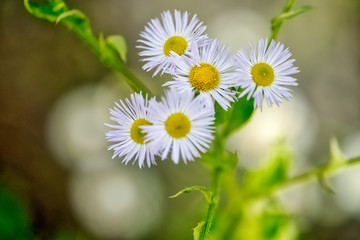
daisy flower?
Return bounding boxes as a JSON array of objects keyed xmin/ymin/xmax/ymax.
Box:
[
  {"xmin": 105, "ymin": 92, "xmax": 156, "ymax": 168},
  {"xmin": 141, "ymin": 89, "xmax": 215, "ymax": 164},
  {"xmin": 137, "ymin": 10, "xmax": 208, "ymax": 76},
  {"xmin": 233, "ymin": 38, "xmax": 299, "ymax": 110},
  {"xmin": 164, "ymin": 39, "xmax": 238, "ymax": 110}
]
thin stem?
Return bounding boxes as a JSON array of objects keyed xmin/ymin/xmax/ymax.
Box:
[
  {"xmin": 24, "ymin": 0, "xmax": 152, "ymax": 95},
  {"xmin": 65, "ymin": 22, "xmax": 152, "ymax": 95},
  {"xmin": 247, "ymin": 156, "xmax": 360, "ymax": 202},
  {"xmin": 283, "ymin": 0, "xmax": 297, "ymax": 13},
  {"xmin": 199, "ymin": 167, "xmax": 222, "ymax": 240},
  {"xmin": 269, "ymin": 0, "xmax": 297, "ymax": 43}
]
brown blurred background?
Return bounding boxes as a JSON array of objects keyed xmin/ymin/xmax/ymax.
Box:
[{"xmin": 0, "ymin": 0, "xmax": 359, "ymax": 239}]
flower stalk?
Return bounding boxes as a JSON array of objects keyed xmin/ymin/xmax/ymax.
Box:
[{"xmin": 199, "ymin": 167, "xmax": 222, "ymax": 240}]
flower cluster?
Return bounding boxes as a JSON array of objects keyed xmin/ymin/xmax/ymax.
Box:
[
  {"xmin": 106, "ymin": 90, "xmax": 214, "ymax": 168},
  {"xmin": 106, "ymin": 10, "xmax": 299, "ymax": 167}
]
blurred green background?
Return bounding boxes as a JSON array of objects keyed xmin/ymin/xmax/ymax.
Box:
[{"xmin": 0, "ymin": 0, "xmax": 360, "ymax": 239}]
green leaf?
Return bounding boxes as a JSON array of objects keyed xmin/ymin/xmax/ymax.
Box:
[
  {"xmin": 202, "ymin": 148, "xmax": 238, "ymax": 171},
  {"xmin": 24, "ymin": 0, "xmax": 91, "ymax": 36},
  {"xmin": 329, "ymin": 137, "xmax": 345, "ymax": 165},
  {"xmin": 106, "ymin": 35, "xmax": 128, "ymax": 62},
  {"xmin": 98, "ymin": 33, "xmax": 107, "ymax": 53},
  {"xmin": 317, "ymin": 173, "xmax": 335, "ymax": 195},
  {"xmin": 316, "ymin": 137, "xmax": 344, "ymax": 195},
  {"xmin": 24, "ymin": 0, "xmax": 152, "ymax": 94},
  {"xmin": 24, "ymin": 0, "xmax": 67, "ymax": 22},
  {"xmin": 97, "ymin": 33, "xmax": 114, "ymax": 63},
  {"xmin": 193, "ymin": 221, "xmax": 205, "ymax": 240},
  {"xmin": 233, "ymin": 202, "xmax": 298, "ymax": 240},
  {"xmin": 272, "ymin": 5, "xmax": 312, "ymax": 26},
  {"xmin": 260, "ymin": 211, "xmax": 298, "ymax": 240},
  {"xmin": 243, "ymin": 140, "xmax": 293, "ymax": 195},
  {"xmin": 215, "ymin": 97, "xmax": 254, "ymax": 138},
  {"xmin": 57, "ymin": 10, "xmax": 91, "ymax": 36},
  {"xmin": 170, "ymin": 186, "xmax": 212, "ymax": 203},
  {"xmin": 56, "ymin": 9, "xmax": 87, "ymax": 24},
  {"xmin": 51, "ymin": 0, "xmax": 67, "ymax": 12},
  {"xmin": 261, "ymin": 213, "xmax": 287, "ymax": 239}
]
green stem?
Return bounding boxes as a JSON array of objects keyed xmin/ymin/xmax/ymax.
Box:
[
  {"xmin": 247, "ymin": 156, "xmax": 360, "ymax": 202},
  {"xmin": 69, "ymin": 26, "xmax": 152, "ymax": 95},
  {"xmin": 24, "ymin": 0, "xmax": 152, "ymax": 95},
  {"xmin": 199, "ymin": 167, "xmax": 222, "ymax": 240},
  {"xmin": 283, "ymin": 0, "xmax": 297, "ymax": 13},
  {"xmin": 220, "ymin": 156, "xmax": 360, "ymax": 239},
  {"xmin": 269, "ymin": 0, "xmax": 297, "ymax": 42}
]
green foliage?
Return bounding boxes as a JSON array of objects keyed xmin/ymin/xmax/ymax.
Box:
[
  {"xmin": 106, "ymin": 35, "xmax": 128, "ymax": 63},
  {"xmin": 232, "ymin": 204, "xmax": 298, "ymax": 240},
  {"xmin": 24, "ymin": 0, "xmax": 151, "ymax": 94},
  {"xmin": 25, "ymin": 1, "xmax": 360, "ymax": 240},
  {"xmin": 24, "ymin": 0, "xmax": 66, "ymax": 22},
  {"xmin": 209, "ymin": 141, "xmax": 296, "ymax": 240},
  {"xmin": 193, "ymin": 221, "xmax": 205, "ymax": 240},
  {"xmin": 272, "ymin": 5, "xmax": 312, "ymax": 25},
  {"xmin": 315, "ymin": 138, "xmax": 345, "ymax": 195},
  {"xmin": 329, "ymin": 137, "xmax": 346, "ymax": 164},
  {"xmin": 243, "ymin": 141, "xmax": 293, "ymax": 197},
  {"xmin": 56, "ymin": 9, "xmax": 91, "ymax": 35},
  {"xmin": 270, "ymin": 0, "xmax": 313, "ymax": 41},
  {"xmin": 202, "ymin": 148, "xmax": 238, "ymax": 171},
  {"xmin": 0, "ymin": 187, "xmax": 33, "ymax": 239},
  {"xmin": 24, "ymin": 0, "xmax": 93, "ymax": 42},
  {"xmin": 215, "ymin": 97, "xmax": 254, "ymax": 138},
  {"xmin": 258, "ymin": 210, "xmax": 297, "ymax": 240},
  {"xmin": 259, "ymin": 211, "xmax": 297, "ymax": 240},
  {"xmin": 317, "ymin": 173, "xmax": 335, "ymax": 195}
]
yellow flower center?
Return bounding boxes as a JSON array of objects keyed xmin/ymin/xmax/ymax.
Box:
[
  {"xmin": 251, "ymin": 63, "xmax": 275, "ymax": 86},
  {"xmin": 189, "ymin": 63, "xmax": 220, "ymax": 92},
  {"xmin": 165, "ymin": 113, "xmax": 191, "ymax": 138},
  {"xmin": 163, "ymin": 36, "xmax": 188, "ymax": 56},
  {"xmin": 130, "ymin": 118, "xmax": 152, "ymax": 144}
]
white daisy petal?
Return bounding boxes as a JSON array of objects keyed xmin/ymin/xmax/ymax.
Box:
[
  {"xmin": 137, "ymin": 10, "xmax": 208, "ymax": 76},
  {"xmin": 234, "ymin": 38, "xmax": 299, "ymax": 110},
  {"xmin": 166, "ymin": 39, "xmax": 238, "ymax": 110},
  {"xmin": 105, "ymin": 93, "xmax": 156, "ymax": 168},
  {"xmin": 141, "ymin": 89, "xmax": 215, "ymax": 164}
]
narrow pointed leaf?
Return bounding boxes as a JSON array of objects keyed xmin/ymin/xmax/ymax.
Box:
[
  {"xmin": 317, "ymin": 173, "xmax": 336, "ymax": 195},
  {"xmin": 106, "ymin": 35, "xmax": 128, "ymax": 62},
  {"xmin": 272, "ymin": 5, "xmax": 312, "ymax": 25},
  {"xmin": 215, "ymin": 97, "xmax": 254, "ymax": 138},
  {"xmin": 329, "ymin": 137, "xmax": 345, "ymax": 165},
  {"xmin": 193, "ymin": 221, "xmax": 205, "ymax": 240}
]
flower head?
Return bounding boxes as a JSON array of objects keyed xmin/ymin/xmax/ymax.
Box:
[
  {"xmin": 234, "ymin": 38, "xmax": 299, "ymax": 110},
  {"xmin": 141, "ymin": 89, "xmax": 215, "ymax": 164},
  {"xmin": 137, "ymin": 10, "xmax": 208, "ymax": 76},
  {"xmin": 164, "ymin": 39, "xmax": 238, "ymax": 110},
  {"xmin": 105, "ymin": 93, "xmax": 156, "ymax": 168}
]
